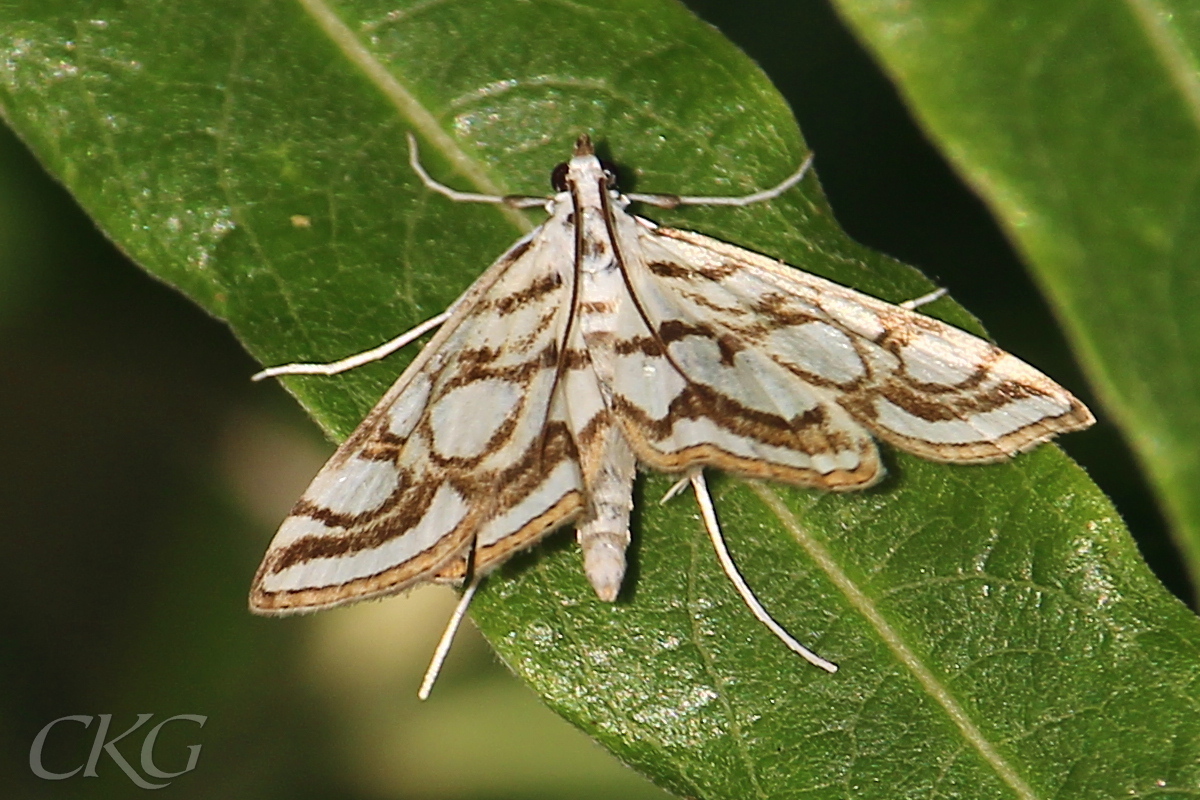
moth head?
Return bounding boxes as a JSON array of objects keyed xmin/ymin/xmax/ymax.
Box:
[
  {"xmin": 552, "ymin": 159, "xmax": 620, "ymax": 192},
  {"xmin": 551, "ymin": 135, "xmax": 620, "ymax": 193}
]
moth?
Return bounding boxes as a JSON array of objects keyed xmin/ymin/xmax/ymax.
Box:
[{"xmin": 250, "ymin": 133, "xmax": 1094, "ymax": 696}]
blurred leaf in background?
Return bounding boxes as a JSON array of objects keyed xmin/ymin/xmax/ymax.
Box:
[
  {"xmin": 0, "ymin": 1, "xmax": 1197, "ymax": 799},
  {"xmin": 0, "ymin": 118, "xmax": 346, "ymax": 798},
  {"xmin": 830, "ymin": 0, "xmax": 1200, "ymax": 604}
]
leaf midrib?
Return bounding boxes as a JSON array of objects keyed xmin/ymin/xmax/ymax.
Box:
[
  {"xmin": 1125, "ymin": 0, "xmax": 1200, "ymax": 131},
  {"xmin": 295, "ymin": 0, "xmax": 534, "ymax": 232},
  {"xmin": 753, "ymin": 482, "xmax": 1040, "ymax": 800}
]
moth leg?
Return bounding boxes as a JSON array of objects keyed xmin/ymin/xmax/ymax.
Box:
[
  {"xmin": 689, "ymin": 470, "xmax": 839, "ymax": 674},
  {"xmin": 417, "ymin": 577, "xmax": 482, "ymax": 701},
  {"xmin": 900, "ymin": 287, "xmax": 949, "ymax": 312},
  {"xmin": 659, "ymin": 474, "xmax": 691, "ymax": 505},
  {"xmin": 252, "ymin": 310, "xmax": 452, "ymax": 381},
  {"xmin": 625, "ymin": 153, "xmax": 814, "ymax": 209},
  {"xmin": 407, "ymin": 133, "xmax": 547, "ymax": 209}
]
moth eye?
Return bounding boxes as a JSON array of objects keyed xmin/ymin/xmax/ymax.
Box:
[
  {"xmin": 551, "ymin": 162, "xmax": 570, "ymax": 192},
  {"xmin": 600, "ymin": 160, "xmax": 619, "ymax": 189}
]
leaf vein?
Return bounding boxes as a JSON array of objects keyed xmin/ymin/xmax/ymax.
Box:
[
  {"xmin": 294, "ymin": 0, "xmax": 530, "ymax": 232},
  {"xmin": 752, "ymin": 481, "xmax": 1042, "ymax": 800}
]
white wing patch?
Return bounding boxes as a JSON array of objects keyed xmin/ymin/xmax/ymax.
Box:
[
  {"xmin": 302, "ymin": 455, "xmax": 402, "ymax": 516},
  {"xmin": 250, "ymin": 133, "xmax": 1093, "ymax": 688},
  {"xmin": 429, "ymin": 378, "xmax": 524, "ymax": 459}
]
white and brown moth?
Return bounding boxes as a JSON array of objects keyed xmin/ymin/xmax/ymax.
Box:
[{"xmin": 250, "ymin": 133, "xmax": 1094, "ymax": 696}]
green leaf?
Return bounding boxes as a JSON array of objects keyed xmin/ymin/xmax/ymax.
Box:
[
  {"xmin": 2, "ymin": 1, "xmax": 1197, "ymax": 798},
  {"xmin": 831, "ymin": 0, "xmax": 1200, "ymax": 588}
]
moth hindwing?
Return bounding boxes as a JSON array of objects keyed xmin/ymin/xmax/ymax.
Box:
[{"xmin": 250, "ymin": 133, "xmax": 1094, "ymax": 691}]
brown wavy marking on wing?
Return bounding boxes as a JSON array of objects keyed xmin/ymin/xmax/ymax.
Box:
[{"xmin": 250, "ymin": 219, "xmax": 587, "ymax": 614}]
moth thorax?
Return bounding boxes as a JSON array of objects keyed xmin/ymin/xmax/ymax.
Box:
[{"xmin": 578, "ymin": 528, "xmax": 630, "ymax": 602}]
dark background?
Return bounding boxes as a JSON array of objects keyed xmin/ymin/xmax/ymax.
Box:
[{"xmin": 0, "ymin": 2, "xmax": 1181, "ymax": 798}]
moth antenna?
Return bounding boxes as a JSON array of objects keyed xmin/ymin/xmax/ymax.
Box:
[
  {"xmin": 625, "ymin": 152, "xmax": 814, "ymax": 209},
  {"xmin": 406, "ymin": 132, "xmax": 547, "ymax": 209}
]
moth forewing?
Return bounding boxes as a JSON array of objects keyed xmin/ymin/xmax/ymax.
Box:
[
  {"xmin": 250, "ymin": 133, "xmax": 1094, "ymax": 694},
  {"xmin": 625, "ymin": 224, "xmax": 1095, "ymax": 465},
  {"xmin": 249, "ymin": 225, "xmax": 588, "ymax": 615},
  {"xmin": 608, "ymin": 215, "xmax": 886, "ymax": 491}
]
